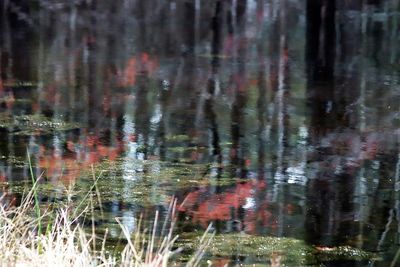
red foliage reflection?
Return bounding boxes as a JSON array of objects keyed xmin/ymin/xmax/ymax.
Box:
[
  {"xmin": 179, "ymin": 179, "xmax": 273, "ymax": 234},
  {"xmin": 37, "ymin": 133, "xmax": 124, "ymax": 184}
]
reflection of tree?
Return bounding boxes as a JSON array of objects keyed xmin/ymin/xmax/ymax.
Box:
[
  {"xmin": 304, "ymin": 0, "xmax": 400, "ymax": 250},
  {"xmin": 372, "ymin": 150, "xmax": 399, "ymax": 249},
  {"xmin": 157, "ymin": 81, "xmax": 170, "ymax": 161},
  {"xmin": 305, "ymin": 0, "xmax": 336, "ymax": 137},
  {"xmin": 134, "ymin": 72, "xmax": 151, "ymax": 159},
  {"xmin": 253, "ymin": 0, "xmax": 269, "ymax": 236},
  {"xmin": 229, "ymin": 0, "xmax": 248, "ymax": 179},
  {"xmin": 305, "ymin": 0, "xmax": 338, "ymax": 246},
  {"xmin": 87, "ymin": 1, "xmax": 100, "ymax": 129},
  {"xmin": 205, "ymin": 1, "xmax": 222, "ymax": 163},
  {"xmin": 256, "ymin": 1, "xmax": 267, "ymax": 181},
  {"xmin": 182, "ymin": 1, "xmax": 195, "ymax": 54}
]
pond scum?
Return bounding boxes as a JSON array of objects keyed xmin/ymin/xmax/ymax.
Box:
[
  {"xmin": 0, "ymin": 183, "xmax": 383, "ymax": 267},
  {"xmin": 0, "ymin": 157, "xmax": 384, "ymax": 267},
  {"xmin": 0, "ymin": 183, "xmax": 214, "ymax": 267}
]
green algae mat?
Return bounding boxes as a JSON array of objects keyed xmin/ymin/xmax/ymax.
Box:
[{"xmin": 178, "ymin": 233, "xmax": 378, "ymax": 266}]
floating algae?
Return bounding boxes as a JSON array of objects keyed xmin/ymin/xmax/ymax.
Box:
[
  {"xmin": 178, "ymin": 233, "xmax": 378, "ymax": 266},
  {"xmin": 2, "ymin": 81, "xmax": 38, "ymax": 87},
  {"xmin": 165, "ymin": 134, "xmax": 191, "ymax": 142},
  {"xmin": 0, "ymin": 155, "xmax": 27, "ymax": 168},
  {"xmin": 0, "ymin": 113, "xmax": 13, "ymax": 128},
  {"xmin": 1, "ymin": 155, "xmax": 380, "ymax": 266},
  {"xmin": 74, "ymin": 158, "xmax": 240, "ymax": 208},
  {"xmin": 0, "ymin": 113, "xmax": 80, "ymax": 135},
  {"xmin": 2, "ymin": 156, "xmax": 240, "ymax": 213},
  {"xmin": 314, "ymin": 245, "xmax": 377, "ymax": 262}
]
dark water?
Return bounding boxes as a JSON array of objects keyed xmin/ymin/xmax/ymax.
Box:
[{"xmin": 1, "ymin": 1, "xmax": 400, "ymax": 266}]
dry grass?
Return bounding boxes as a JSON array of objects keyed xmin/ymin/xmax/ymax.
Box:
[{"xmin": 0, "ymin": 189, "xmax": 213, "ymax": 267}]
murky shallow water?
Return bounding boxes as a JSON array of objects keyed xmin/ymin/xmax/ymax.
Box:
[{"xmin": 1, "ymin": 1, "xmax": 400, "ymax": 266}]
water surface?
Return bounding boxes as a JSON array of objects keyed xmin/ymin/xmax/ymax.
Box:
[{"xmin": 0, "ymin": 1, "xmax": 399, "ymax": 266}]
